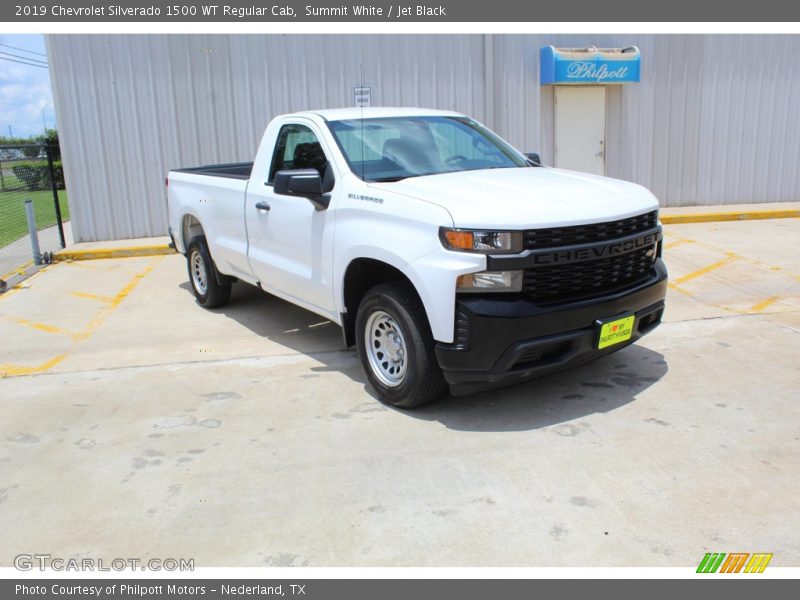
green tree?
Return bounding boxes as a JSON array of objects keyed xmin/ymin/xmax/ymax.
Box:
[
  {"xmin": 0, "ymin": 135, "xmax": 32, "ymax": 145},
  {"xmin": 36, "ymin": 128, "xmax": 60, "ymax": 160}
]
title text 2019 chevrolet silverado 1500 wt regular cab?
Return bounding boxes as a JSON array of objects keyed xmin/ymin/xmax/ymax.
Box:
[{"xmin": 167, "ymin": 108, "xmax": 667, "ymax": 408}]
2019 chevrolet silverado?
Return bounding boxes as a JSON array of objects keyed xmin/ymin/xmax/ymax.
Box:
[{"xmin": 167, "ymin": 108, "xmax": 667, "ymax": 408}]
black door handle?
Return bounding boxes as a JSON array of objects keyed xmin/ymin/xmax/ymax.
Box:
[{"xmin": 255, "ymin": 201, "xmax": 271, "ymax": 211}]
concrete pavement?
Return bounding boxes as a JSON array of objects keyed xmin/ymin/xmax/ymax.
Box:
[{"xmin": 1, "ymin": 219, "xmax": 798, "ymax": 567}]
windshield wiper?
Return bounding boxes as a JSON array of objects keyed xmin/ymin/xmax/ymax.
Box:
[{"xmin": 370, "ymin": 176, "xmax": 410, "ymax": 183}]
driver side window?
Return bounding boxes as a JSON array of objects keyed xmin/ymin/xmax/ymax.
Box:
[{"xmin": 268, "ymin": 124, "xmax": 330, "ymax": 183}]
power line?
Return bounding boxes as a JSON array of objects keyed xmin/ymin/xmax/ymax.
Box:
[
  {"xmin": 0, "ymin": 55, "xmax": 49, "ymax": 69},
  {"xmin": 0, "ymin": 50, "xmax": 48, "ymax": 66},
  {"xmin": 0, "ymin": 42, "xmax": 47, "ymax": 58}
]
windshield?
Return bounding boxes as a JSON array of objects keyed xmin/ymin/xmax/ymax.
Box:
[{"xmin": 327, "ymin": 116, "xmax": 529, "ymax": 182}]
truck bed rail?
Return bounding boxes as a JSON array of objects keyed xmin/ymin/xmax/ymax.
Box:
[{"xmin": 172, "ymin": 162, "xmax": 253, "ymax": 180}]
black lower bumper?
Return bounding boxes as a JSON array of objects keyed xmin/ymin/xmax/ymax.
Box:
[{"xmin": 435, "ymin": 259, "xmax": 668, "ymax": 396}]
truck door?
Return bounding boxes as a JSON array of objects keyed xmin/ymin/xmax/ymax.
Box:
[{"xmin": 245, "ymin": 120, "xmax": 337, "ymax": 317}]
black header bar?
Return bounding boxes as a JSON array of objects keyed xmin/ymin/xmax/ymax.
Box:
[
  {"xmin": 4, "ymin": 0, "xmax": 800, "ymax": 22},
  {"xmin": 2, "ymin": 578, "xmax": 796, "ymax": 600}
]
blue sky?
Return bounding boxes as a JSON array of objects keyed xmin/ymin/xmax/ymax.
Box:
[{"xmin": 0, "ymin": 34, "xmax": 55, "ymax": 139}]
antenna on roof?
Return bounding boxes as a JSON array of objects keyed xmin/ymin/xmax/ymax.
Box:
[{"xmin": 360, "ymin": 62, "xmax": 365, "ymax": 180}]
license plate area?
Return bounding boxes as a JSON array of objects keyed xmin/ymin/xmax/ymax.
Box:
[{"xmin": 596, "ymin": 314, "xmax": 635, "ymax": 350}]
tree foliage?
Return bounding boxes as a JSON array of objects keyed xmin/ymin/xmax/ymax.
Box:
[{"xmin": 0, "ymin": 129, "xmax": 61, "ymax": 160}]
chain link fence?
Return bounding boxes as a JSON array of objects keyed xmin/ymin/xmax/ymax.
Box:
[{"xmin": 0, "ymin": 144, "xmax": 68, "ymax": 289}]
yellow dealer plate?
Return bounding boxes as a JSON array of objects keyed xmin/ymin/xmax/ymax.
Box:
[{"xmin": 597, "ymin": 315, "xmax": 635, "ymax": 350}]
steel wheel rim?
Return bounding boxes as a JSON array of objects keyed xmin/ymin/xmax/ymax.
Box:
[
  {"xmin": 191, "ymin": 250, "xmax": 208, "ymax": 295},
  {"xmin": 365, "ymin": 310, "xmax": 408, "ymax": 387}
]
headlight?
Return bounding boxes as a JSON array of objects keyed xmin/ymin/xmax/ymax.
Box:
[
  {"xmin": 440, "ymin": 228, "xmax": 523, "ymax": 254},
  {"xmin": 457, "ymin": 270, "xmax": 522, "ymax": 293}
]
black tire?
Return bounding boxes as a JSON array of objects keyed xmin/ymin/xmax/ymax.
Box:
[
  {"xmin": 186, "ymin": 236, "xmax": 231, "ymax": 308},
  {"xmin": 355, "ymin": 282, "xmax": 447, "ymax": 408}
]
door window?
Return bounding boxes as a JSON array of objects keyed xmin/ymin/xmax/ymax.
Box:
[{"xmin": 268, "ymin": 124, "xmax": 329, "ymax": 183}]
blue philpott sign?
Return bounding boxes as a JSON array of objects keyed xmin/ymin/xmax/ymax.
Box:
[{"xmin": 540, "ymin": 46, "xmax": 641, "ymax": 85}]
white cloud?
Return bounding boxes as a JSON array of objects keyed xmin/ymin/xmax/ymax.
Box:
[{"xmin": 0, "ymin": 34, "xmax": 55, "ymax": 139}]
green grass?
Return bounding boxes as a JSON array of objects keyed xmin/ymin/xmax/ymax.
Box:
[
  {"xmin": 1, "ymin": 172, "xmax": 24, "ymax": 188},
  {"xmin": 0, "ymin": 189, "xmax": 69, "ymax": 247}
]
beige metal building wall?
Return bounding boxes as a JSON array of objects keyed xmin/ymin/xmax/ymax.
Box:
[{"xmin": 48, "ymin": 34, "xmax": 800, "ymax": 242}]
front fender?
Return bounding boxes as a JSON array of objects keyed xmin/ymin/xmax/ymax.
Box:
[
  {"xmin": 403, "ymin": 248, "xmax": 485, "ymax": 343},
  {"xmin": 332, "ymin": 190, "xmax": 488, "ymax": 343},
  {"xmin": 335, "ymin": 245, "xmax": 484, "ymax": 344}
]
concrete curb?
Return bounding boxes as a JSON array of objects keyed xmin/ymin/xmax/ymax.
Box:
[
  {"xmin": 661, "ymin": 208, "xmax": 800, "ymax": 225},
  {"xmin": 54, "ymin": 245, "xmax": 175, "ymax": 261}
]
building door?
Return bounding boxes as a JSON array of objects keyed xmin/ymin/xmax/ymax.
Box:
[{"xmin": 554, "ymin": 86, "xmax": 606, "ymax": 175}]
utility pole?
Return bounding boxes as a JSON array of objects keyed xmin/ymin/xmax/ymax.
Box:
[{"xmin": 41, "ymin": 102, "xmax": 52, "ymax": 135}]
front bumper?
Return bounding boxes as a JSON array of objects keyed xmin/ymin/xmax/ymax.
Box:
[{"xmin": 435, "ymin": 259, "xmax": 668, "ymax": 396}]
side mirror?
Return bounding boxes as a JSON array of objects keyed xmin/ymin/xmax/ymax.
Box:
[
  {"xmin": 273, "ymin": 169, "xmax": 330, "ymax": 209},
  {"xmin": 524, "ymin": 152, "xmax": 542, "ymax": 166}
]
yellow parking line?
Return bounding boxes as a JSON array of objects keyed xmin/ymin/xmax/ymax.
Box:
[
  {"xmin": 668, "ymin": 282, "xmax": 691, "ymax": 295},
  {"xmin": 0, "ymin": 287, "xmax": 22, "ymax": 302},
  {"xmin": 1, "ymin": 261, "xmax": 33, "ymax": 281},
  {"xmin": 665, "ymin": 239, "xmax": 691, "ymax": 250},
  {"xmin": 663, "ymin": 227, "xmax": 800, "ymax": 281},
  {"xmin": 750, "ymin": 295, "xmax": 781, "ymax": 313},
  {"xmin": 668, "ymin": 282, "xmax": 745, "ymax": 315},
  {"xmin": 73, "ymin": 256, "xmax": 164, "ymax": 341},
  {"xmin": 3, "ymin": 316, "xmax": 74, "ymax": 337},
  {"xmin": 673, "ymin": 254, "xmax": 738, "ymax": 285},
  {"xmin": 1, "ymin": 256, "xmax": 165, "ymax": 377},
  {"xmin": 69, "ymin": 291, "xmax": 114, "ymax": 304},
  {"xmin": 0, "ymin": 354, "xmax": 67, "ymax": 377}
]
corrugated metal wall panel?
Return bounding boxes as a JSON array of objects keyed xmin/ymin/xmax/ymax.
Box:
[
  {"xmin": 493, "ymin": 34, "xmax": 800, "ymax": 207},
  {"xmin": 47, "ymin": 34, "xmax": 800, "ymax": 241},
  {"xmin": 47, "ymin": 34, "xmax": 485, "ymax": 242}
]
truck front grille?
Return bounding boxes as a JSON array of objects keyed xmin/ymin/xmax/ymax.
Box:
[
  {"xmin": 522, "ymin": 245, "xmax": 655, "ymax": 304},
  {"xmin": 523, "ymin": 210, "xmax": 658, "ymax": 250},
  {"xmin": 520, "ymin": 210, "xmax": 660, "ymax": 304}
]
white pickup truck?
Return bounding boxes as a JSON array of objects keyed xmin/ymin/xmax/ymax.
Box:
[{"xmin": 167, "ymin": 108, "xmax": 667, "ymax": 408}]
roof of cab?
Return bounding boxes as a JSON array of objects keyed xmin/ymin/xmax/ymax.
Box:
[{"xmin": 287, "ymin": 107, "xmax": 466, "ymax": 121}]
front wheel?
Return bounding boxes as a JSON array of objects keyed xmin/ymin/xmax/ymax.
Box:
[
  {"xmin": 355, "ymin": 282, "xmax": 447, "ymax": 408},
  {"xmin": 186, "ymin": 236, "xmax": 231, "ymax": 308}
]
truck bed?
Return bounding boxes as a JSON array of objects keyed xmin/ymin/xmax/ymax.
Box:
[{"xmin": 172, "ymin": 162, "xmax": 253, "ymax": 180}]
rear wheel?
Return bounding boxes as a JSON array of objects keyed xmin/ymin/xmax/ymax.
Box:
[
  {"xmin": 186, "ymin": 236, "xmax": 231, "ymax": 308},
  {"xmin": 355, "ymin": 282, "xmax": 447, "ymax": 408}
]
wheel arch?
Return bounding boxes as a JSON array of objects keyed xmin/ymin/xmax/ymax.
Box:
[
  {"xmin": 181, "ymin": 213, "xmax": 205, "ymax": 253},
  {"xmin": 183, "ymin": 217, "xmax": 233, "ymax": 287},
  {"xmin": 340, "ymin": 257, "xmax": 428, "ymax": 347}
]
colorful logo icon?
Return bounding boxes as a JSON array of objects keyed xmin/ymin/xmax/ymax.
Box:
[{"xmin": 697, "ymin": 552, "xmax": 773, "ymax": 573}]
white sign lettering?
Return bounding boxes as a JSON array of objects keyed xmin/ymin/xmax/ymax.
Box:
[{"xmin": 566, "ymin": 62, "xmax": 630, "ymax": 82}]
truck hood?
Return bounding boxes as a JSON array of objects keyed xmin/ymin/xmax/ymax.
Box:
[{"xmin": 368, "ymin": 167, "xmax": 660, "ymax": 229}]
